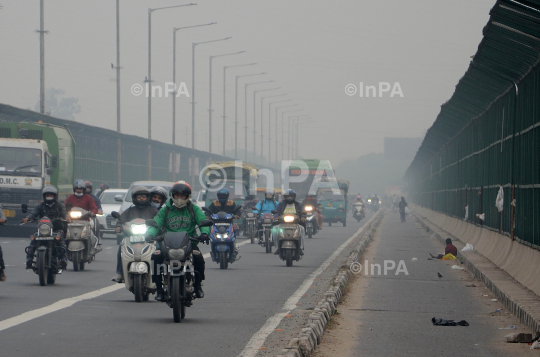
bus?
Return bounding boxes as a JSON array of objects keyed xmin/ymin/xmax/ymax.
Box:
[{"xmin": 283, "ymin": 159, "xmax": 334, "ymax": 200}]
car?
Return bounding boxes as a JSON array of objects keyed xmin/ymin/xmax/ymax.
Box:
[
  {"xmin": 96, "ymin": 188, "xmax": 127, "ymax": 238},
  {"xmin": 193, "ymin": 189, "xmax": 206, "ymax": 208},
  {"xmin": 117, "ymin": 181, "xmax": 175, "ymax": 215}
]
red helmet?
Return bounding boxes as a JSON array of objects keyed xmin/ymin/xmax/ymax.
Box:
[{"xmin": 170, "ymin": 181, "xmax": 192, "ymax": 198}]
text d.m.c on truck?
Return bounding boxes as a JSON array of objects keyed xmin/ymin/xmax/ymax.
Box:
[{"xmin": 0, "ymin": 122, "xmax": 75, "ymax": 236}]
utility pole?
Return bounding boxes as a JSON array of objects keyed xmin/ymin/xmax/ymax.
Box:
[{"xmin": 38, "ymin": 0, "xmax": 47, "ymax": 113}]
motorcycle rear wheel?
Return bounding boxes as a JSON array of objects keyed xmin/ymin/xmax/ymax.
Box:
[
  {"xmin": 219, "ymin": 251, "xmax": 228, "ymax": 269},
  {"xmin": 250, "ymin": 223, "xmax": 255, "ymax": 244},
  {"xmin": 172, "ymin": 276, "xmax": 181, "ymax": 323},
  {"xmin": 285, "ymin": 249, "xmax": 293, "ymax": 267},
  {"xmin": 134, "ymin": 274, "xmax": 143, "ymax": 302},
  {"xmin": 308, "ymin": 227, "xmax": 313, "ymax": 239},
  {"xmin": 37, "ymin": 250, "xmax": 48, "ymax": 286}
]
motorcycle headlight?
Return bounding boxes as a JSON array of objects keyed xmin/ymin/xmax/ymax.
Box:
[
  {"xmin": 284, "ymin": 215, "xmax": 295, "ymax": 223},
  {"xmin": 304, "ymin": 206, "xmax": 313, "ymax": 212},
  {"xmin": 367, "ymin": 199, "xmax": 371, "ymax": 203},
  {"xmin": 38, "ymin": 224, "xmax": 51, "ymax": 236},
  {"xmin": 70, "ymin": 211, "xmax": 82, "ymax": 219},
  {"xmin": 216, "ymin": 233, "xmax": 229, "ymax": 240},
  {"xmin": 131, "ymin": 224, "xmax": 147, "ymax": 235},
  {"xmin": 168, "ymin": 248, "xmax": 185, "ymax": 261}
]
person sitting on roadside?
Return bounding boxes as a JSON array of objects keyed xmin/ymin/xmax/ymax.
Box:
[{"xmin": 430, "ymin": 238, "xmax": 458, "ymax": 259}]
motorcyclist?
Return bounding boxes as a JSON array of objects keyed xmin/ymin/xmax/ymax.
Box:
[
  {"xmin": 22, "ymin": 185, "xmax": 70, "ymax": 270},
  {"xmin": 112, "ymin": 186, "xmax": 158, "ymax": 283},
  {"xmin": 0, "ymin": 204, "xmax": 6, "ymax": 281},
  {"xmin": 94, "ymin": 183, "xmax": 110, "ymax": 198},
  {"xmin": 85, "ymin": 181, "xmax": 103, "ymax": 243},
  {"xmin": 254, "ymin": 189, "xmax": 278, "ymax": 240},
  {"xmin": 301, "ymin": 194, "xmax": 323, "ymax": 230},
  {"xmin": 150, "ymin": 186, "xmax": 168, "ymax": 210},
  {"xmin": 145, "ymin": 181, "xmax": 210, "ymax": 300},
  {"xmin": 207, "ymin": 188, "xmax": 239, "ymax": 216},
  {"xmin": 64, "ymin": 180, "xmax": 98, "ymax": 218},
  {"xmin": 273, "ymin": 189, "xmax": 305, "ymax": 255},
  {"xmin": 241, "ymin": 189, "xmax": 260, "ymax": 234}
]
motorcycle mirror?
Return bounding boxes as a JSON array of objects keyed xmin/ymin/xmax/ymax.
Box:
[
  {"xmin": 111, "ymin": 211, "xmax": 121, "ymax": 219},
  {"xmin": 114, "ymin": 195, "xmax": 123, "ymax": 202},
  {"xmin": 65, "ymin": 203, "xmax": 72, "ymax": 212},
  {"xmin": 145, "ymin": 219, "xmax": 159, "ymax": 228},
  {"xmin": 271, "ymin": 210, "xmax": 278, "ymax": 214},
  {"xmin": 202, "ymin": 207, "xmax": 211, "ymax": 215},
  {"xmin": 198, "ymin": 219, "xmax": 214, "ymax": 228},
  {"xmin": 21, "ymin": 204, "xmax": 28, "ymax": 213}
]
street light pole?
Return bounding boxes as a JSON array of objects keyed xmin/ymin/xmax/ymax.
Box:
[
  {"xmin": 269, "ymin": 100, "xmax": 294, "ymax": 163},
  {"xmin": 294, "ymin": 116, "xmax": 312, "ymax": 158},
  {"xmin": 208, "ymin": 51, "xmax": 245, "ymax": 153},
  {"xmin": 275, "ymin": 105, "xmax": 299, "ymax": 163},
  {"xmin": 280, "ymin": 109, "xmax": 303, "ymax": 161},
  {"xmin": 253, "ymin": 88, "xmax": 280, "ymax": 161},
  {"xmin": 244, "ymin": 80, "xmax": 273, "ymax": 161},
  {"xmin": 192, "ymin": 37, "xmax": 232, "ymax": 150},
  {"xmin": 38, "ymin": 0, "xmax": 48, "ymax": 114},
  {"xmin": 261, "ymin": 95, "xmax": 287, "ymax": 162},
  {"xmin": 234, "ymin": 72, "xmax": 266, "ymax": 159},
  {"xmin": 172, "ymin": 22, "xmax": 216, "ymax": 146},
  {"xmin": 221, "ymin": 63, "xmax": 257, "ymax": 156},
  {"xmin": 148, "ymin": 3, "xmax": 196, "ymax": 140}
]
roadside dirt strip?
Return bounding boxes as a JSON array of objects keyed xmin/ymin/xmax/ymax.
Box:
[{"xmin": 274, "ymin": 212, "xmax": 384, "ymax": 357}]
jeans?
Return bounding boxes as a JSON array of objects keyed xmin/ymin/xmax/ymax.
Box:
[
  {"xmin": 0, "ymin": 245, "xmax": 4, "ymax": 269},
  {"xmin": 116, "ymin": 245, "xmax": 123, "ymax": 274},
  {"xmin": 400, "ymin": 212, "xmax": 406, "ymax": 223},
  {"xmin": 272, "ymin": 225, "xmax": 305, "ymax": 250}
]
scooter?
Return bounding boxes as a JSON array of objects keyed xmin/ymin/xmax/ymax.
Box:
[
  {"xmin": 303, "ymin": 205, "xmax": 319, "ymax": 239},
  {"xmin": 111, "ymin": 212, "xmax": 156, "ymax": 302},
  {"xmin": 203, "ymin": 206, "xmax": 241, "ymax": 269},
  {"xmin": 145, "ymin": 218, "xmax": 214, "ymax": 323},
  {"xmin": 272, "ymin": 211, "xmax": 303, "ymax": 267},
  {"xmin": 65, "ymin": 206, "xmax": 101, "ymax": 271}
]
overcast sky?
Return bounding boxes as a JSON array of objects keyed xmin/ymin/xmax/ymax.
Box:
[{"xmin": 0, "ymin": 0, "xmax": 494, "ymax": 166}]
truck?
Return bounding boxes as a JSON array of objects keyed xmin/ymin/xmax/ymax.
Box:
[
  {"xmin": 203, "ymin": 161, "xmax": 259, "ymax": 206},
  {"xmin": 0, "ymin": 122, "xmax": 75, "ymax": 236},
  {"xmin": 316, "ymin": 178, "xmax": 349, "ymax": 227},
  {"xmin": 283, "ymin": 159, "xmax": 333, "ymax": 201}
]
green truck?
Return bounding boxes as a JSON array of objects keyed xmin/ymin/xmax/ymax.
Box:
[
  {"xmin": 285, "ymin": 159, "xmax": 333, "ymax": 200},
  {"xmin": 0, "ymin": 122, "xmax": 75, "ymax": 236},
  {"xmin": 316, "ymin": 178, "xmax": 349, "ymax": 227}
]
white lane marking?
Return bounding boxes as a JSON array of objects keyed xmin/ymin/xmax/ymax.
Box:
[
  {"xmin": 238, "ymin": 214, "xmax": 379, "ymax": 357},
  {"xmin": 0, "ymin": 237, "xmax": 253, "ymax": 331},
  {"xmin": 0, "ymin": 284, "xmax": 124, "ymax": 332}
]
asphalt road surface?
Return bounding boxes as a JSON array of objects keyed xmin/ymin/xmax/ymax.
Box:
[{"xmin": 0, "ymin": 212, "xmax": 373, "ymax": 357}]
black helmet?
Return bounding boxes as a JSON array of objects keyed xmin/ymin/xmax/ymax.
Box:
[
  {"xmin": 85, "ymin": 181, "xmax": 93, "ymax": 193},
  {"xmin": 284, "ymin": 189, "xmax": 296, "ymax": 203},
  {"xmin": 42, "ymin": 185, "xmax": 58, "ymax": 202},
  {"xmin": 100, "ymin": 183, "xmax": 110, "ymax": 191},
  {"xmin": 217, "ymin": 188, "xmax": 229, "ymax": 204},
  {"xmin": 150, "ymin": 186, "xmax": 168, "ymax": 202},
  {"xmin": 132, "ymin": 186, "xmax": 150, "ymax": 207},
  {"xmin": 73, "ymin": 180, "xmax": 86, "ymax": 192},
  {"xmin": 265, "ymin": 189, "xmax": 275, "ymax": 201},
  {"xmin": 170, "ymin": 181, "xmax": 192, "ymax": 199}
]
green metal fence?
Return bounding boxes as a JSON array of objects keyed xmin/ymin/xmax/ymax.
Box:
[
  {"xmin": 405, "ymin": 0, "xmax": 540, "ymax": 249},
  {"xmin": 0, "ymin": 104, "xmax": 278, "ymax": 191}
]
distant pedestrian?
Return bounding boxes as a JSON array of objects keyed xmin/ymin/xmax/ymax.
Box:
[{"xmin": 398, "ymin": 196, "xmax": 408, "ymax": 223}]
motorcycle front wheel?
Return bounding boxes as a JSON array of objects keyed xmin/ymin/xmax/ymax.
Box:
[
  {"xmin": 219, "ymin": 251, "xmax": 228, "ymax": 269},
  {"xmin": 307, "ymin": 227, "xmax": 313, "ymax": 239},
  {"xmin": 285, "ymin": 249, "xmax": 293, "ymax": 267},
  {"xmin": 37, "ymin": 250, "xmax": 48, "ymax": 286},
  {"xmin": 171, "ymin": 276, "xmax": 182, "ymax": 323},
  {"xmin": 265, "ymin": 230, "xmax": 272, "ymax": 254},
  {"xmin": 134, "ymin": 274, "xmax": 143, "ymax": 302},
  {"xmin": 72, "ymin": 251, "xmax": 80, "ymax": 271}
]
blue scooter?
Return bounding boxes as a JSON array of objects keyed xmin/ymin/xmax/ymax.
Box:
[{"xmin": 203, "ymin": 207, "xmax": 241, "ymax": 269}]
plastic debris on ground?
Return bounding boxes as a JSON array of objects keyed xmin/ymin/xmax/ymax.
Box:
[
  {"xmin": 412, "ymin": 257, "xmax": 418, "ymax": 261},
  {"xmin": 452, "ymin": 265, "xmax": 465, "ymax": 270},
  {"xmin": 499, "ymin": 325, "xmax": 516, "ymax": 330},
  {"xmin": 462, "ymin": 243, "xmax": 474, "ymax": 252}
]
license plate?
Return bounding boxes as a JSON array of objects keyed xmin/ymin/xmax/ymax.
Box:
[
  {"xmin": 129, "ymin": 236, "xmax": 146, "ymax": 243},
  {"xmin": 3, "ymin": 209, "xmax": 15, "ymax": 218},
  {"xmin": 34, "ymin": 237, "xmax": 54, "ymax": 240},
  {"xmin": 110, "ymin": 220, "xmax": 117, "ymax": 226}
]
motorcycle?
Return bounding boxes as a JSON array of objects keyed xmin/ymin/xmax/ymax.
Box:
[
  {"xmin": 22, "ymin": 204, "xmax": 65, "ymax": 286},
  {"xmin": 145, "ymin": 218, "xmax": 213, "ymax": 323},
  {"xmin": 257, "ymin": 210, "xmax": 276, "ymax": 253},
  {"xmin": 112, "ymin": 211, "xmax": 156, "ymax": 302},
  {"xmin": 65, "ymin": 206, "xmax": 101, "ymax": 271},
  {"xmin": 203, "ymin": 207, "xmax": 240, "ymax": 269},
  {"xmin": 244, "ymin": 209, "xmax": 257, "ymax": 244},
  {"xmin": 366, "ymin": 198, "xmax": 379, "ymax": 212},
  {"xmin": 353, "ymin": 202, "xmax": 365, "ymax": 222},
  {"xmin": 272, "ymin": 211, "xmax": 303, "ymax": 267},
  {"xmin": 303, "ymin": 205, "xmax": 319, "ymax": 239}
]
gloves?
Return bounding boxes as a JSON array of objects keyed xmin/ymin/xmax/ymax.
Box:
[
  {"xmin": 200, "ymin": 233, "xmax": 210, "ymax": 245},
  {"xmin": 145, "ymin": 235, "xmax": 154, "ymax": 243}
]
